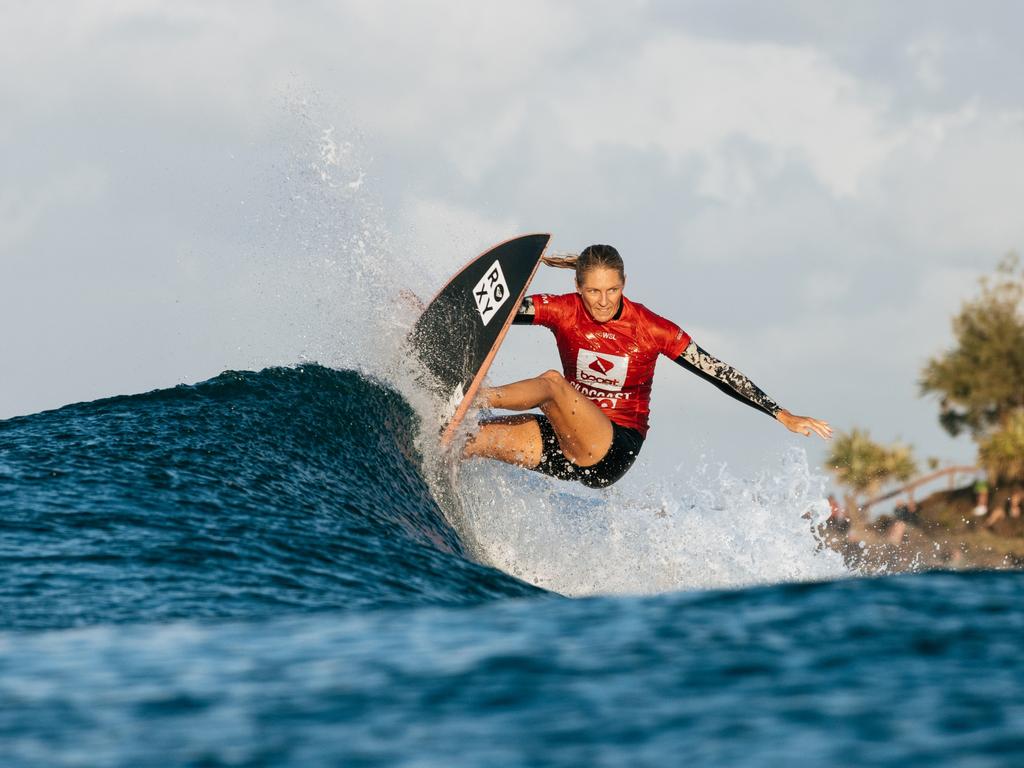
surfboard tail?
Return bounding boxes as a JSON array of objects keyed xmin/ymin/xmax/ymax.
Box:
[
  {"xmin": 439, "ymin": 251, "xmax": 546, "ymax": 447},
  {"xmin": 408, "ymin": 233, "xmax": 552, "ymax": 446}
]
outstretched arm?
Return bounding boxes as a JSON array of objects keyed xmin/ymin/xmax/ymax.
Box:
[{"xmin": 674, "ymin": 341, "xmax": 831, "ymax": 440}]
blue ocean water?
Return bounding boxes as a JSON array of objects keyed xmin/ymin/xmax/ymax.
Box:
[{"xmin": 1, "ymin": 366, "xmax": 1021, "ymax": 767}]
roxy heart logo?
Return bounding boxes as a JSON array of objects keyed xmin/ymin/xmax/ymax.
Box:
[
  {"xmin": 575, "ymin": 349, "xmax": 628, "ymax": 392},
  {"xmin": 472, "ymin": 260, "xmax": 510, "ymax": 327}
]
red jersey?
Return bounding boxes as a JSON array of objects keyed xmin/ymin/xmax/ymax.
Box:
[{"xmin": 531, "ymin": 293, "xmax": 691, "ymax": 437}]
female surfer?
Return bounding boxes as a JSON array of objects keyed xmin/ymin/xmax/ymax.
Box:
[{"xmin": 463, "ymin": 244, "xmax": 832, "ymax": 488}]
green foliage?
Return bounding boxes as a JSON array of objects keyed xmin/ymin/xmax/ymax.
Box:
[
  {"xmin": 920, "ymin": 254, "xmax": 1024, "ymax": 438},
  {"xmin": 827, "ymin": 429, "xmax": 882, "ymax": 495},
  {"xmin": 978, "ymin": 410, "xmax": 1024, "ymax": 484},
  {"xmin": 886, "ymin": 443, "xmax": 918, "ymax": 484},
  {"xmin": 827, "ymin": 428, "xmax": 919, "ymax": 499}
]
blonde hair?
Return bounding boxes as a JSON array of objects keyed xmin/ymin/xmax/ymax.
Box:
[{"xmin": 541, "ymin": 244, "xmax": 624, "ymax": 284}]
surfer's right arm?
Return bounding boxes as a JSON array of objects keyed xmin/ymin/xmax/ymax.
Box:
[
  {"xmin": 674, "ymin": 340, "xmax": 832, "ymax": 440},
  {"xmin": 511, "ymin": 296, "xmax": 536, "ymax": 325}
]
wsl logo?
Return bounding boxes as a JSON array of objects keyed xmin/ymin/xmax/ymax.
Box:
[
  {"xmin": 472, "ymin": 260, "xmax": 510, "ymax": 326},
  {"xmin": 575, "ymin": 349, "xmax": 628, "ymax": 392}
]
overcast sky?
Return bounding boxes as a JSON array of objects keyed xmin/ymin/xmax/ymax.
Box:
[{"xmin": 3, "ymin": 1, "xmax": 1023, "ymax": 482}]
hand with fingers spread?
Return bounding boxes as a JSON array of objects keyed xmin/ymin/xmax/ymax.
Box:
[{"xmin": 776, "ymin": 409, "xmax": 833, "ymax": 440}]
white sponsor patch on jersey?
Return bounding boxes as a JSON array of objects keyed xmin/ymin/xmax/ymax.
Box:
[
  {"xmin": 472, "ymin": 260, "xmax": 510, "ymax": 326},
  {"xmin": 575, "ymin": 349, "xmax": 629, "ymax": 392}
]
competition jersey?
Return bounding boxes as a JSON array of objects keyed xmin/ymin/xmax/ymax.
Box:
[{"xmin": 530, "ymin": 293, "xmax": 691, "ymax": 437}]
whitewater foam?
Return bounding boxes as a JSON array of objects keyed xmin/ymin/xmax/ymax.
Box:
[{"xmin": 452, "ymin": 443, "xmax": 848, "ymax": 596}]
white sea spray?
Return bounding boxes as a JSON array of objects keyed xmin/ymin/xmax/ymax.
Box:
[{"xmin": 453, "ymin": 444, "xmax": 848, "ymax": 595}]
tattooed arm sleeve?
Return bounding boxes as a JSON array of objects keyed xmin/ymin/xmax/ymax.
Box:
[
  {"xmin": 511, "ymin": 296, "xmax": 535, "ymax": 325},
  {"xmin": 674, "ymin": 341, "xmax": 781, "ymax": 418}
]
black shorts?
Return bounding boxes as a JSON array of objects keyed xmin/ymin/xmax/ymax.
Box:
[{"xmin": 530, "ymin": 414, "xmax": 644, "ymax": 489}]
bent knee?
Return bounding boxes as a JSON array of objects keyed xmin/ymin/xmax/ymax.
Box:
[
  {"xmin": 538, "ymin": 369, "xmax": 571, "ymax": 396},
  {"xmin": 539, "ymin": 369, "xmax": 567, "ymax": 386}
]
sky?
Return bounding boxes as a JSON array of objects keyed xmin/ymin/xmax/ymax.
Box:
[{"xmin": 3, "ymin": 1, "xmax": 1024, "ymax": 484}]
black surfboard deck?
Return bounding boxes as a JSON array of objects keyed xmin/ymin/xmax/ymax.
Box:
[{"xmin": 410, "ymin": 233, "xmax": 550, "ymax": 445}]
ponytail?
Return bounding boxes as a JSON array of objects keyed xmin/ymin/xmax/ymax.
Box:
[
  {"xmin": 541, "ymin": 244, "xmax": 624, "ymax": 284},
  {"xmin": 540, "ymin": 252, "xmax": 579, "ymax": 270}
]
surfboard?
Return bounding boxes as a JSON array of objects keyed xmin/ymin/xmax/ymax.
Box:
[{"xmin": 409, "ymin": 233, "xmax": 551, "ymax": 445}]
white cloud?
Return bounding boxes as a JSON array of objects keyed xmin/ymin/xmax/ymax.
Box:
[
  {"xmin": 0, "ymin": 166, "xmax": 107, "ymax": 257},
  {"xmin": 548, "ymin": 32, "xmax": 896, "ymax": 198},
  {"xmin": 0, "ymin": 2, "xmax": 286, "ymax": 135},
  {"xmin": 878, "ymin": 106, "xmax": 1024, "ymax": 256},
  {"xmin": 906, "ymin": 32, "xmax": 947, "ymax": 93},
  {"xmin": 399, "ymin": 197, "xmax": 520, "ymax": 290}
]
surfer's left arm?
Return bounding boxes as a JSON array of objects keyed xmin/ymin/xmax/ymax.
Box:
[
  {"xmin": 674, "ymin": 341, "xmax": 832, "ymax": 440},
  {"xmin": 511, "ymin": 296, "xmax": 536, "ymax": 325}
]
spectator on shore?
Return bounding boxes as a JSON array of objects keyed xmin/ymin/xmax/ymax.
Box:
[
  {"xmin": 984, "ymin": 490, "xmax": 1023, "ymax": 529},
  {"xmin": 887, "ymin": 518, "xmax": 906, "ymax": 544},
  {"xmin": 825, "ymin": 494, "xmax": 849, "ymax": 534},
  {"xmin": 983, "ymin": 500, "xmax": 1005, "ymax": 528},
  {"xmin": 972, "ymin": 479, "xmax": 989, "ymax": 517},
  {"xmin": 894, "ymin": 498, "xmax": 919, "ymax": 525}
]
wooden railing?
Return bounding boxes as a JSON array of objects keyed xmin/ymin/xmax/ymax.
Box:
[{"xmin": 860, "ymin": 465, "xmax": 979, "ymax": 512}]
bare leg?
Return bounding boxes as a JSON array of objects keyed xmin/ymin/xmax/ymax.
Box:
[
  {"xmin": 463, "ymin": 370, "xmax": 614, "ymax": 468},
  {"xmin": 463, "ymin": 414, "xmax": 544, "ymax": 468},
  {"xmin": 984, "ymin": 504, "xmax": 1006, "ymax": 528}
]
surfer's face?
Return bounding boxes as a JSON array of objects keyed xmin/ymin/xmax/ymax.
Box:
[{"xmin": 578, "ymin": 267, "xmax": 624, "ymax": 323}]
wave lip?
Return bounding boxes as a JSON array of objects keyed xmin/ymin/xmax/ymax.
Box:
[{"xmin": 0, "ymin": 365, "xmax": 540, "ymax": 630}]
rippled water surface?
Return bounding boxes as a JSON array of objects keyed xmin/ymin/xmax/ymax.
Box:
[{"xmin": 1, "ymin": 367, "xmax": 1021, "ymax": 767}]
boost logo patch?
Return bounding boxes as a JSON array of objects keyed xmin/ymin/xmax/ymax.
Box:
[
  {"xmin": 575, "ymin": 349, "xmax": 629, "ymax": 392},
  {"xmin": 472, "ymin": 260, "xmax": 509, "ymax": 326}
]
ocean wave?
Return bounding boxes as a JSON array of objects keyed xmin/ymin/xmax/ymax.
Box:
[{"xmin": 0, "ymin": 365, "xmax": 540, "ymax": 630}]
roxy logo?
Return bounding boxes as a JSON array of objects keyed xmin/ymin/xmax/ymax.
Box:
[
  {"xmin": 472, "ymin": 260, "xmax": 510, "ymax": 326},
  {"xmin": 575, "ymin": 349, "xmax": 628, "ymax": 392}
]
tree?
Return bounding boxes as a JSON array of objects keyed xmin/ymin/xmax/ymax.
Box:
[
  {"xmin": 978, "ymin": 410, "xmax": 1024, "ymax": 485},
  {"xmin": 827, "ymin": 428, "xmax": 919, "ymax": 515},
  {"xmin": 920, "ymin": 254, "xmax": 1024, "ymax": 438},
  {"xmin": 921, "ymin": 254, "xmax": 1024, "ymax": 486},
  {"xmin": 884, "ymin": 443, "xmax": 919, "ymax": 485}
]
